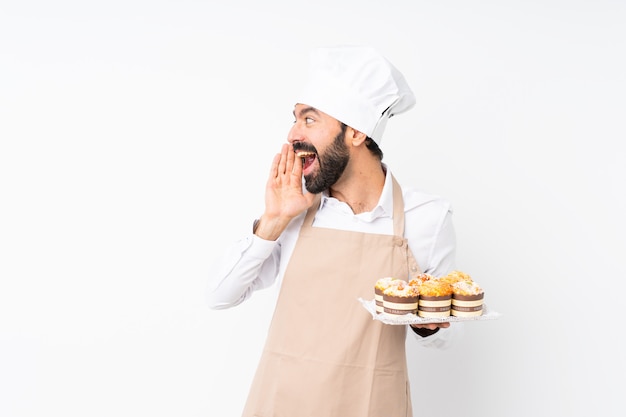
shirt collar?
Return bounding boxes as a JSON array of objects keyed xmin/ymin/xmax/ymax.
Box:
[
  {"xmin": 377, "ymin": 164, "xmax": 394, "ymax": 217},
  {"xmin": 319, "ymin": 163, "xmax": 394, "ymax": 221}
]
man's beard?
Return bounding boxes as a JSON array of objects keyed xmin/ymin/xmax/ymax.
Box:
[{"xmin": 303, "ymin": 130, "xmax": 350, "ymax": 194}]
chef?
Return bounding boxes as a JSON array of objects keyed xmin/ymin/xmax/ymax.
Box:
[{"xmin": 207, "ymin": 45, "xmax": 464, "ymax": 417}]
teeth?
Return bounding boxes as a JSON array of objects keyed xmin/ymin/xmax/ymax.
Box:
[{"xmin": 296, "ymin": 151, "xmax": 315, "ymax": 158}]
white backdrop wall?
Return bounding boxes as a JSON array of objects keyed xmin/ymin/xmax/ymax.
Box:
[{"xmin": 1, "ymin": 1, "xmax": 624, "ymax": 416}]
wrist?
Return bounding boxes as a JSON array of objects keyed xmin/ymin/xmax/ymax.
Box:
[{"xmin": 252, "ymin": 215, "xmax": 290, "ymax": 241}]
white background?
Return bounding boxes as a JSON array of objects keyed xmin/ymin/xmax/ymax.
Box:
[{"xmin": 1, "ymin": 1, "xmax": 625, "ymax": 416}]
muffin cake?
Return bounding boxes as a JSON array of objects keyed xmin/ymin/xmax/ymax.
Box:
[
  {"xmin": 451, "ymin": 280, "xmax": 484, "ymax": 317},
  {"xmin": 382, "ymin": 281, "xmax": 419, "ymax": 316},
  {"xmin": 417, "ymin": 279, "xmax": 453, "ymax": 318},
  {"xmin": 439, "ymin": 270, "xmax": 473, "ymax": 286},
  {"xmin": 409, "ymin": 273, "xmax": 434, "ymax": 287},
  {"xmin": 374, "ymin": 277, "xmax": 403, "ymax": 314}
]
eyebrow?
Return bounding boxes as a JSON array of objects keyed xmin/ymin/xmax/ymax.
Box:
[{"xmin": 293, "ymin": 106, "xmax": 321, "ymax": 118}]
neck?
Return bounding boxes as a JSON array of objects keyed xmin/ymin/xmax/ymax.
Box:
[{"xmin": 329, "ymin": 162, "xmax": 386, "ymax": 214}]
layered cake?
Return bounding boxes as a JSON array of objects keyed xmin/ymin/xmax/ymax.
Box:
[
  {"xmin": 374, "ymin": 277, "xmax": 404, "ymax": 314},
  {"xmin": 382, "ymin": 281, "xmax": 419, "ymax": 316},
  {"xmin": 451, "ymin": 280, "xmax": 484, "ymax": 317},
  {"xmin": 417, "ymin": 279, "xmax": 453, "ymax": 318}
]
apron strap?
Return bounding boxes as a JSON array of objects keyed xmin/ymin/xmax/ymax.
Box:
[
  {"xmin": 302, "ymin": 193, "xmax": 321, "ymax": 228},
  {"xmin": 391, "ymin": 175, "xmax": 405, "ymax": 238}
]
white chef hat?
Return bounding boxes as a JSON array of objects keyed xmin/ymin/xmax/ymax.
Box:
[{"xmin": 296, "ymin": 46, "xmax": 416, "ymax": 144}]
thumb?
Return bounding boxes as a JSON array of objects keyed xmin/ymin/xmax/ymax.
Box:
[{"xmin": 304, "ymin": 192, "xmax": 317, "ymax": 208}]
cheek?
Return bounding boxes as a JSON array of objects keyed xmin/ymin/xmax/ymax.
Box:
[{"xmin": 312, "ymin": 130, "xmax": 334, "ymax": 149}]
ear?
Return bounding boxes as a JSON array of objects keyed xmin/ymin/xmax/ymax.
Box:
[{"xmin": 346, "ymin": 126, "xmax": 368, "ymax": 147}]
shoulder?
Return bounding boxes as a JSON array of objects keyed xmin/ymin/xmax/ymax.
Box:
[{"xmin": 402, "ymin": 186, "xmax": 453, "ymax": 215}]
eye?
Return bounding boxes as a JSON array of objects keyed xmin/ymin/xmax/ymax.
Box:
[{"xmin": 305, "ymin": 117, "xmax": 314, "ymax": 124}]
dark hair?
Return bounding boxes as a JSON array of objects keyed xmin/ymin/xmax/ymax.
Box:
[
  {"xmin": 340, "ymin": 123, "xmax": 384, "ymax": 160},
  {"xmin": 365, "ymin": 137, "xmax": 383, "ymax": 160}
]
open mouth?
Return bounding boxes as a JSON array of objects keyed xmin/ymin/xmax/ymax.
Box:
[{"xmin": 296, "ymin": 151, "xmax": 316, "ymax": 171}]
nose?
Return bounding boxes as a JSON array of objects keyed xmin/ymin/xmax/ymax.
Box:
[{"xmin": 287, "ymin": 123, "xmax": 303, "ymax": 145}]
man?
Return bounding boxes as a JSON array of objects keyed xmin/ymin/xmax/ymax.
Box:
[{"xmin": 207, "ymin": 46, "xmax": 463, "ymax": 417}]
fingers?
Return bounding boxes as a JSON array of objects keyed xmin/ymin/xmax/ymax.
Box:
[
  {"xmin": 269, "ymin": 144, "xmax": 290, "ymax": 179},
  {"xmin": 284, "ymin": 143, "xmax": 295, "ymax": 176},
  {"xmin": 277, "ymin": 144, "xmax": 288, "ymax": 177},
  {"xmin": 291, "ymin": 147, "xmax": 303, "ymax": 178},
  {"xmin": 410, "ymin": 322, "xmax": 451, "ymax": 331},
  {"xmin": 270, "ymin": 143, "xmax": 302, "ymax": 184},
  {"xmin": 411, "ymin": 324, "xmax": 437, "ymax": 331},
  {"xmin": 269, "ymin": 152, "xmax": 281, "ymax": 178}
]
